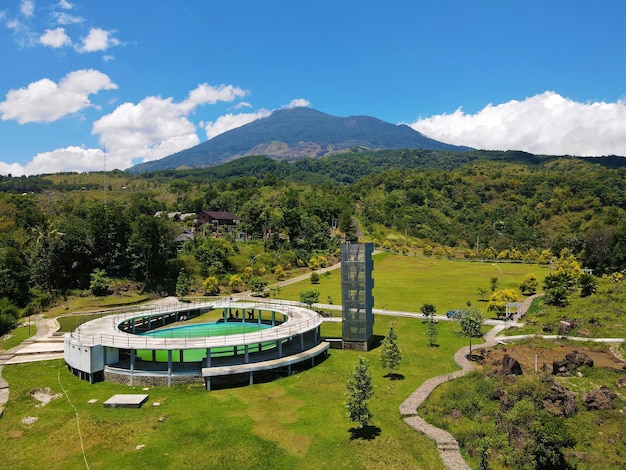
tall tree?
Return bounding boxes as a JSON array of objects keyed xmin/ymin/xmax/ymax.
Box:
[
  {"xmin": 127, "ymin": 214, "xmax": 179, "ymax": 289},
  {"xmin": 345, "ymin": 356, "xmax": 374, "ymax": 428}
]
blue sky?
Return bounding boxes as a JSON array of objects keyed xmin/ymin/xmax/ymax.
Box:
[{"xmin": 1, "ymin": 0, "xmax": 626, "ymax": 175}]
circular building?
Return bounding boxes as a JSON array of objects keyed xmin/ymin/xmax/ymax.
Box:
[{"xmin": 64, "ymin": 299, "xmax": 329, "ymax": 390}]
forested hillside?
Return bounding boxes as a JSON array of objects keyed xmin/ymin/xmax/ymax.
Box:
[{"xmin": 1, "ymin": 149, "xmax": 625, "ymax": 334}]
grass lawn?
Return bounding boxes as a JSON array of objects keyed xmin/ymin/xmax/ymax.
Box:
[
  {"xmin": 278, "ymin": 252, "xmax": 549, "ymax": 314},
  {"xmin": 43, "ymin": 293, "xmax": 153, "ymax": 318},
  {"xmin": 0, "ymin": 316, "xmax": 471, "ymax": 470},
  {"xmin": 502, "ymin": 276, "xmax": 626, "ymax": 338},
  {"xmin": 0, "ymin": 322, "xmax": 36, "ymax": 353}
]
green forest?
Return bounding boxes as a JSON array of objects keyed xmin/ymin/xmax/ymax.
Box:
[{"xmin": 1, "ymin": 149, "xmax": 626, "ymax": 334}]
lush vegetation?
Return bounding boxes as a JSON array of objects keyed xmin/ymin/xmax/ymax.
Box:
[{"xmin": 419, "ymin": 343, "xmax": 626, "ymax": 469}]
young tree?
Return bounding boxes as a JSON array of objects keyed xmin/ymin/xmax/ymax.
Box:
[
  {"xmin": 345, "ymin": 356, "xmax": 374, "ymax": 428},
  {"xmin": 426, "ymin": 316, "xmax": 439, "ymax": 347},
  {"xmin": 489, "ymin": 276, "xmax": 499, "ymax": 293},
  {"xmin": 488, "ymin": 288, "xmax": 518, "ymax": 318},
  {"xmin": 579, "ymin": 273, "xmax": 598, "ymax": 297},
  {"xmin": 420, "ymin": 303, "xmax": 436, "ymax": 318},
  {"xmin": 477, "ymin": 287, "xmax": 489, "ymax": 302},
  {"xmin": 175, "ymin": 269, "xmax": 191, "ymax": 298},
  {"xmin": 310, "ymin": 271, "xmax": 320, "ymax": 284},
  {"xmin": 458, "ymin": 308, "xmax": 484, "ymax": 357},
  {"xmin": 249, "ymin": 276, "xmax": 268, "ymax": 296},
  {"xmin": 380, "ymin": 322, "xmax": 402, "ymax": 376},
  {"xmin": 228, "ymin": 274, "xmax": 243, "ymax": 292},
  {"xmin": 202, "ymin": 276, "xmax": 220, "ymax": 296},
  {"xmin": 519, "ymin": 273, "xmax": 538, "ymax": 295},
  {"xmin": 90, "ymin": 268, "xmax": 111, "ymax": 296},
  {"xmin": 299, "ymin": 288, "xmax": 320, "ymax": 308}
]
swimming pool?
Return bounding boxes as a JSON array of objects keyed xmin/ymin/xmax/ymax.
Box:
[
  {"xmin": 136, "ymin": 321, "xmax": 276, "ymax": 362},
  {"xmin": 140, "ymin": 320, "xmax": 270, "ymax": 338}
]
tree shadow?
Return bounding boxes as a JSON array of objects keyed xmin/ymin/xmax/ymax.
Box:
[
  {"xmin": 349, "ymin": 424, "xmax": 382, "ymax": 441},
  {"xmin": 368, "ymin": 334, "xmax": 385, "ymax": 350},
  {"xmin": 383, "ymin": 373, "xmax": 405, "ymax": 380}
]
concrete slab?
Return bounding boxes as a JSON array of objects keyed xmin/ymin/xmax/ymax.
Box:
[
  {"xmin": 5, "ymin": 353, "xmax": 64, "ymax": 364},
  {"xmin": 15, "ymin": 342, "xmax": 64, "ymax": 354},
  {"xmin": 103, "ymin": 394, "xmax": 149, "ymax": 409}
]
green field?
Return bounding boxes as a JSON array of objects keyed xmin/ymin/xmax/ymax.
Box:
[
  {"xmin": 0, "ymin": 317, "xmax": 466, "ymax": 470},
  {"xmin": 278, "ymin": 252, "xmax": 549, "ymax": 314}
]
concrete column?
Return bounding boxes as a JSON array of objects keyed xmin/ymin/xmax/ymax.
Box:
[
  {"xmin": 249, "ymin": 372, "xmax": 253, "ymax": 385},
  {"xmin": 180, "ymin": 349, "xmax": 184, "ymax": 363},
  {"xmin": 151, "ymin": 350, "xmax": 156, "ymax": 362},
  {"xmin": 130, "ymin": 349, "xmax": 135, "ymax": 386},
  {"xmin": 277, "ymin": 340, "xmax": 283, "ymax": 358},
  {"xmin": 167, "ymin": 350, "xmax": 172, "ymax": 387},
  {"xmin": 206, "ymin": 377, "xmax": 211, "ymax": 391},
  {"xmin": 271, "ymin": 311, "xmax": 275, "ymax": 325},
  {"xmin": 206, "ymin": 348, "xmax": 211, "ymax": 367},
  {"xmin": 300, "ymin": 334, "xmax": 304, "ymax": 351},
  {"xmin": 132, "ymin": 318, "xmax": 136, "ymax": 334},
  {"xmin": 244, "ymin": 344, "xmax": 249, "ymax": 364}
]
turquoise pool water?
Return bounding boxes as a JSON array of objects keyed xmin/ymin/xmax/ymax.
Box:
[
  {"xmin": 136, "ymin": 321, "xmax": 275, "ymax": 362},
  {"xmin": 140, "ymin": 320, "xmax": 270, "ymax": 338}
]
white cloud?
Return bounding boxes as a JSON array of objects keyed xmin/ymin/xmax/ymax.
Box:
[
  {"xmin": 203, "ymin": 110, "xmax": 272, "ymax": 139},
  {"xmin": 20, "ymin": 0, "xmax": 34, "ymax": 17},
  {"xmin": 92, "ymin": 83, "xmax": 248, "ymax": 164},
  {"xmin": 410, "ymin": 91, "xmax": 626, "ymax": 156},
  {"xmin": 77, "ymin": 27, "xmax": 120, "ymax": 53},
  {"xmin": 52, "ymin": 11, "xmax": 83, "ymax": 25},
  {"xmin": 285, "ymin": 98, "xmax": 310, "ymax": 109},
  {"xmin": 0, "ymin": 146, "xmax": 128, "ymax": 177},
  {"xmin": 40, "ymin": 27, "xmax": 71, "ymax": 47},
  {"xmin": 202, "ymin": 98, "xmax": 309, "ymax": 139},
  {"xmin": 234, "ymin": 101, "xmax": 252, "ymax": 109},
  {"xmin": 0, "ymin": 69, "xmax": 117, "ymax": 124},
  {"xmin": 181, "ymin": 84, "xmax": 248, "ymax": 112},
  {"xmin": 58, "ymin": 0, "xmax": 74, "ymax": 10}
]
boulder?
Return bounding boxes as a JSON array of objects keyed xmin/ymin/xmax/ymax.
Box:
[
  {"xmin": 544, "ymin": 382, "xmax": 577, "ymax": 417},
  {"xmin": 558, "ymin": 321, "xmax": 573, "ymax": 335},
  {"xmin": 500, "ymin": 354, "xmax": 523, "ymax": 376},
  {"xmin": 616, "ymin": 378, "xmax": 626, "ymax": 389},
  {"xmin": 489, "ymin": 386, "xmax": 509, "ymax": 405},
  {"xmin": 552, "ymin": 350, "xmax": 594, "ymax": 375},
  {"xmin": 583, "ymin": 386, "xmax": 617, "ymax": 410}
]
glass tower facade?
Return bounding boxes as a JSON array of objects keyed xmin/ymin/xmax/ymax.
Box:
[{"xmin": 341, "ymin": 242, "xmax": 374, "ymax": 350}]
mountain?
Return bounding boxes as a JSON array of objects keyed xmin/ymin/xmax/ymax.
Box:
[{"xmin": 127, "ymin": 107, "xmax": 472, "ymax": 173}]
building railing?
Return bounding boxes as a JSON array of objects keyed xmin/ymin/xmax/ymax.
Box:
[{"xmin": 69, "ymin": 297, "xmax": 323, "ymax": 350}]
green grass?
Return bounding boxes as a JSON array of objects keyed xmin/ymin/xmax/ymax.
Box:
[
  {"xmin": 43, "ymin": 293, "xmax": 153, "ymax": 318},
  {"xmin": 503, "ymin": 276, "xmax": 626, "ymax": 338},
  {"xmin": 0, "ymin": 322, "xmax": 36, "ymax": 353},
  {"xmin": 278, "ymin": 252, "xmax": 549, "ymax": 314},
  {"xmin": 0, "ymin": 316, "xmax": 468, "ymax": 469}
]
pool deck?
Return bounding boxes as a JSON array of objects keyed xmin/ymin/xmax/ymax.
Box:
[{"xmin": 69, "ymin": 300, "xmax": 323, "ymax": 351}]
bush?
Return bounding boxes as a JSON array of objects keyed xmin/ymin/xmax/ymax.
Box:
[
  {"xmin": 202, "ymin": 276, "xmax": 220, "ymax": 296},
  {"xmin": 310, "ymin": 272, "xmax": 320, "ymax": 284},
  {"xmin": 89, "ymin": 269, "xmax": 112, "ymax": 296},
  {"xmin": 0, "ymin": 297, "xmax": 19, "ymax": 336}
]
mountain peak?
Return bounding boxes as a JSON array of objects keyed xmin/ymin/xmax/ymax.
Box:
[{"xmin": 128, "ymin": 107, "xmax": 471, "ymax": 174}]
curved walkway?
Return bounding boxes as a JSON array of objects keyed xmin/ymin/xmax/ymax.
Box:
[
  {"xmin": 399, "ymin": 294, "xmax": 539, "ymax": 469},
  {"xmin": 0, "ymin": 315, "xmax": 60, "ymax": 416}
]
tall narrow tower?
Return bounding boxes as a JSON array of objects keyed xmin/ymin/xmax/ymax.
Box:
[{"xmin": 341, "ymin": 242, "xmax": 374, "ymax": 350}]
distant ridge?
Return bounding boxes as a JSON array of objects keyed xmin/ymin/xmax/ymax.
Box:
[{"xmin": 127, "ymin": 107, "xmax": 472, "ymax": 174}]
